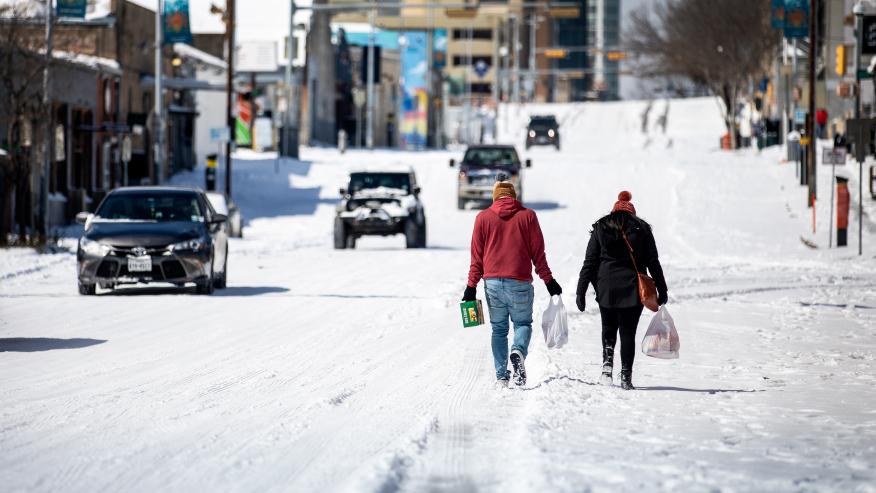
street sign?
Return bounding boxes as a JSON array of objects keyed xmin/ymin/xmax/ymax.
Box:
[
  {"xmin": 863, "ymin": 16, "xmax": 876, "ymax": 55},
  {"xmin": 606, "ymin": 51, "xmax": 626, "ymax": 61},
  {"xmin": 237, "ymin": 41, "xmax": 279, "ymax": 73},
  {"xmin": 210, "ymin": 127, "xmax": 230, "ymax": 143},
  {"xmin": 794, "ymin": 108, "xmax": 807, "ymax": 125},
  {"xmin": 121, "ymin": 135, "xmax": 132, "ymax": 163},
  {"xmin": 474, "ymin": 60, "xmax": 489, "ymax": 78},
  {"xmin": 544, "ymin": 49, "xmax": 568, "ymax": 59},
  {"xmin": 352, "ymin": 88, "xmax": 366, "ymax": 108},
  {"xmin": 783, "ymin": 0, "xmax": 809, "ymax": 38},
  {"xmin": 822, "ymin": 147, "xmax": 847, "ymax": 165},
  {"xmin": 770, "ymin": 0, "xmax": 785, "ymax": 29},
  {"xmin": 845, "ymin": 118, "xmax": 876, "ymax": 163},
  {"xmin": 56, "ymin": 0, "xmax": 86, "ymax": 18}
]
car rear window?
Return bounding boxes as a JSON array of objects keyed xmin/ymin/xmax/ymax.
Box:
[
  {"xmin": 96, "ymin": 192, "xmax": 204, "ymax": 222},
  {"xmin": 462, "ymin": 148, "xmax": 520, "ymax": 168}
]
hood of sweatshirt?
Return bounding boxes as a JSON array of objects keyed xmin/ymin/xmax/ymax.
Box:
[{"xmin": 489, "ymin": 197, "xmax": 524, "ymax": 220}]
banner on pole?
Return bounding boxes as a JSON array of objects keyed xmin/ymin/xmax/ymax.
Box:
[
  {"xmin": 770, "ymin": 0, "xmax": 785, "ymax": 29},
  {"xmin": 433, "ymin": 29, "xmax": 447, "ymax": 70},
  {"xmin": 56, "ymin": 0, "xmax": 87, "ymax": 18},
  {"xmin": 400, "ymin": 32, "xmax": 428, "ymax": 150},
  {"xmin": 862, "ymin": 16, "xmax": 876, "ymax": 55},
  {"xmin": 783, "ymin": 0, "xmax": 809, "ymax": 39},
  {"xmin": 163, "ymin": 0, "xmax": 193, "ymax": 45}
]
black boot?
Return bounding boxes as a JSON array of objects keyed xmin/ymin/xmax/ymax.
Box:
[
  {"xmin": 599, "ymin": 346, "xmax": 614, "ymax": 385},
  {"xmin": 620, "ymin": 369, "xmax": 634, "ymax": 390}
]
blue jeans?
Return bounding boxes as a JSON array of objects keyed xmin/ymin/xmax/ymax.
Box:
[{"xmin": 484, "ymin": 278, "xmax": 534, "ymax": 379}]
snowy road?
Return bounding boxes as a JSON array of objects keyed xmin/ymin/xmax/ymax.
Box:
[{"xmin": 2, "ymin": 99, "xmax": 875, "ymax": 492}]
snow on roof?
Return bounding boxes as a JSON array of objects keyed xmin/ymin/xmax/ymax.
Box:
[
  {"xmin": 348, "ymin": 164, "xmax": 414, "ymax": 175},
  {"xmin": 53, "ymin": 50, "xmax": 121, "ymax": 74},
  {"xmin": 173, "ymin": 42, "xmax": 226, "ymax": 70}
]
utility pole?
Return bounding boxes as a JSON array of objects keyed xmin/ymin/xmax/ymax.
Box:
[
  {"xmin": 512, "ymin": 15, "xmax": 520, "ymax": 103},
  {"xmin": 854, "ymin": 2, "xmax": 865, "ymax": 255},
  {"xmin": 528, "ymin": 7, "xmax": 536, "ymax": 102},
  {"xmin": 284, "ymin": 0, "xmax": 299, "ymax": 159},
  {"xmin": 366, "ymin": 2, "xmax": 375, "ymax": 149},
  {"xmin": 225, "ymin": 0, "xmax": 236, "ymax": 196},
  {"xmin": 154, "ymin": 0, "xmax": 164, "ymax": 185},
  {"xmin": 40, "ymin": 0, "xmax": 53, "ymax": 239},
  {"xmin": 807, "ymin": 0, "xmax": 817, "ymax": 206}
]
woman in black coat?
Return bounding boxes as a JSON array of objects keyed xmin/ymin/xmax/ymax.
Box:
[{"xmin": 576, "ymin": 191, "xmax": 667, "ymax": 390}]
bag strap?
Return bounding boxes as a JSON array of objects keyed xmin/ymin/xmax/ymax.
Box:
[{"xmin": 620, "ymin": 231, "xmax": 641, "ymax": 274}]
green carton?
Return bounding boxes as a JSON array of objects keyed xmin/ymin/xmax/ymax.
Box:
[{"xmin": 460, "ymin": 300, "xmax": 485, "ymax": 328}]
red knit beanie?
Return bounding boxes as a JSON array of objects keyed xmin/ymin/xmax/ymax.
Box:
[{"xmin": 612, "ymin": 191, "xmax": 636, "ymax": 215}]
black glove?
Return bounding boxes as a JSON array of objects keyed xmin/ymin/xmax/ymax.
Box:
[
  {"xmin": 658, "ymin": 291, "xmax": 668, "ymax": 306},
  {"xmin": 576, "ymin": 294, "xmax": 586, "ymax": 312},
  {"xmin": 462, "ymin": 286, "xmax": 477, "ymax": 301},
  {"xmin": 546, "ymin": 279, "xmax": 562, "ymax": 296}
]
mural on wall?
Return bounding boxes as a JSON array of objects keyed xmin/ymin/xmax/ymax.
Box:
[{"xmin": 400, "ymin": 32, "xmax": 428, "ymax": 149}]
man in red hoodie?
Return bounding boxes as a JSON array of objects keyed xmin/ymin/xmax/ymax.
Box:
[{"xmin": 463, "ymin": 179, "xmax": 562, "ymax": 387}]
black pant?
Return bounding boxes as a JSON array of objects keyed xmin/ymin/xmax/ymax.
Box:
[{"xmin": 600, "ymin": 305, "xmax": 644, "ymax": 372}]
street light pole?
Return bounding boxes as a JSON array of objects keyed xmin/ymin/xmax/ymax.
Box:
[
  {"xmin": 225, "ymin": 0, "xmax": 236, "ymax": 196},
  {"xmin": 41, "ymin": 0, "xmax": 53, "ymax": 239},
  {"xmin": 807, "ymin": 0, "xmax": 816, "ymax": 208},
  {"xmin": 854, "ymin": 2, "xmax": 866, "ymax": 255},
  {"xmin": 154, "ymin": 0, "xmax": 164, "ymax": 185},
  {"xmin": 529, "ymin": 7, "xmax": 536, "ymax": 102},
  {"xmin": 284, "ymin": 1, "xmax": 299, "ymax": 159},
  {"xmin": 366, "ymin": 2, "xmax": 376, "ymax": 150}
]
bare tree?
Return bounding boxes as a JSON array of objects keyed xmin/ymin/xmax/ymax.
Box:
[
  {"xmin": 626, "ymin": 0, "xmax": 778, "ymax": 148},
  {"xmin": 0, "ymin": 1, "xmax": 48, "ymax": 245}
]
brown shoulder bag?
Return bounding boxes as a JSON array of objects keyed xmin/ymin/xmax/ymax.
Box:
[{"xmin": 621, "ymin": 231, "xmax": 659, "ymax": 312}]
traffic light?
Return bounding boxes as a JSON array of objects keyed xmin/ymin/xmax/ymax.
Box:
[{"xmin": 836, "ymin": 44, "xmax": 847, "ymax": 76}]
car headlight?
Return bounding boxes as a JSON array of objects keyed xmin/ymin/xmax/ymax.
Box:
[
  {"xmin": 459, "ymin": 172, "xmax": 467, "ymax": 182},
  {"xmin": 79, "ymin": 237, "xmax": 111, "ymax": 256},
  {"xmin": 529, "ymin": 130, "xmax": 536, "ymax": 138},
  {"xmin": 548, "ymin": 129, "xmax": 555, "ymax": 137},
  {"xmin": 170, "ymin": 238, "xmax": 207, "ymax": 252}
]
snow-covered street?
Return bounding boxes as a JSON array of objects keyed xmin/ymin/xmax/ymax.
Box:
[{"xmin": 2, "ymin": 99, "xmax": 875, "ymax": 492}]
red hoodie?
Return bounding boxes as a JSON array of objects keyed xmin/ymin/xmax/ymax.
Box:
[{"xmin": 467, "ymin": 197, "xmax": 554, "ymax": 287}]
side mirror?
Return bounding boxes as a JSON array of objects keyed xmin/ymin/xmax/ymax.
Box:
[
  {"xmin": 413, "ymin": 186, "xmax": 422, "ymax": 195},
  {"xmin": 525, "ymin": 159, "xmax": 532, "ymax": 168},
  {"xmin": 449, "ymin": 159, "xmax": 456, "ymax": 168},
  {"xmin": 210, "ymin": 213, "xmax": 228, "ymax": 224},
  {"xmin": 75, "ymin": 212, "xmax": 93, "ymax": 225},
  {"xmin": 339, "ymin": 188, "xmax": 347, "ymax": 196}
]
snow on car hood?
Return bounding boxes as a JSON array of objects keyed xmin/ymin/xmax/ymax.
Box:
[{"xmin": 350, "ymin": 187, "xmax": 410, "ymax": 199}]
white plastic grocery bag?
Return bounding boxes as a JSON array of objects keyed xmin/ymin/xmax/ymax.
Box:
[
  {"xmin": 641, "ymin": 306, "xmax": 680, "ymax": 359},
  {"xmin": 541, "ymin": 295, "xmax": 569, "ymax": 349}
]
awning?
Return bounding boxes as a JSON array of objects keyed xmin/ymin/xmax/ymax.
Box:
[{"xmin": 140, "ymin": 75, "xmax": 227, "ymax": 92}]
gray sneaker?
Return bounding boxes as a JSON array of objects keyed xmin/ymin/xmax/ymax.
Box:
[
  {"xmin": 496, "ymin": 370, "xmax": 511, "ymax": 389},
  {"xmin": 510, "ymin": 350, "xmax": 526, "ymax": 386}
]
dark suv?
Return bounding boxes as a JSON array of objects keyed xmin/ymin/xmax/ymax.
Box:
[
  {"xmin": 526, "ymin": 115, "xmax": 560, "ymax": 150},
  {"xmin": 334, "ymin": 168, "xmax": 426, "ymax": 249},
  {"xmin": 76, "ymin": 187, "xmax": 229, "ymax": 295},
  {"xmin": 451, "ymin": 145, "xmax": 531, "ymax": 209}
]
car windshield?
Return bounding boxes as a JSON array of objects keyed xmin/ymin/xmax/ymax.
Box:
[
  {"xmin": 529, "ymin": 116, "xmax": 557, "ymax": 127},
  {"xmin": 96, "ymin": 192, "xmax": 205, "ymax": 222},
  {"xmin": 349, "ymin": 173, "xmax": 411, "ymax": 193},
  {"xmin": 462, "ymin": 148, "xmax": 520, "ymax": 168},
  {"xmin": 206, "ymin": 193, "xmax": 229, "ymax": 215}
]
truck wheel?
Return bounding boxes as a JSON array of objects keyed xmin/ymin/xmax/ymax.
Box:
[
  {"xmin": 78, "ymin": 282, "xmax": 96, "ymax": 296},
  {"xmin": 405, "ymin": 218, "xmax": 423, "ymax": 249},
  {"xmin": 457, "ymin": 198, "xmax": 466, "ymax": 210},
  {"xmin": 334, "ymin": 218, "xmax": 347, "ymax": 250},
  {"xmin": 417, "ymin": 217, "xmax": 427, "ymax": 248}
]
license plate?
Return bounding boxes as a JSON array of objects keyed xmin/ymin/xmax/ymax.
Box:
[{"xmin": 128, "ymin": 256, "xmax": 152, "ymax": 272}]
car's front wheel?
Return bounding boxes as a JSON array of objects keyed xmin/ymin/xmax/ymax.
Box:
[
  {"xmin": 214, "ymin": 254, "xmax": 228, "ymax": 289},
  {"xmin": 78, "ymin": 282, "xmax": 96, "ymax": 296},
  {"xmin": 334, "ymin": 217, "xmax": 347, "ymax": 250},
  {"xmin": 405, "ymin": 216, "xmax": 425, "ymax": 249},
  {"xmin": 196, "ymin": 263, "xmax": 215, "ymax": 295}
]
